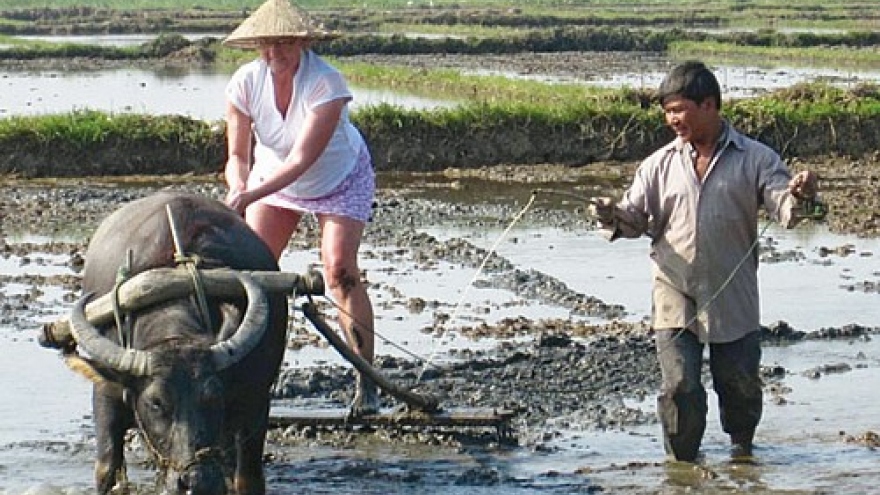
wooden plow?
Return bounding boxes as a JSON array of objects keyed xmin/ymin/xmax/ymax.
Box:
[
  {"xmin": 39, "ymin": 266, "xmax": 516, "ymax": 439},
  {"xmin": 269, "ymin": 405, "xmax": 516, "ymax": 442}
]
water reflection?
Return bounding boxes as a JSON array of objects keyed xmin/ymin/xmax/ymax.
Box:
[
  {"xmin": 4, "ymin": 33, "xmax": 880, "ymax": 120},
  {"xmin": 17, "ymin": 32, "xmax": 226, "ymax": 47},
  {"xmin": 0, "ymin": 66, "xmax": 458, "ymax": 120}
]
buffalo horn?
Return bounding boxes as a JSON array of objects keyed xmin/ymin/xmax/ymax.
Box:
[
  {"xmin": 210, "ymin": 272, "xmax": 269, "ymax": 370},
  {"xmin": 69, "ymin": 293, "xmax": 154, "ymax": 376}
]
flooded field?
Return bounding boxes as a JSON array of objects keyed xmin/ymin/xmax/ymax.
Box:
[
  {"xmin": 0, "ymin": 31, "xmax": 878, "ymax": 494},
  {"xmin": 1, "ymin": 192, "xmax": 878, "ymax": 494},
  {"xmin": 0, "ymin": 66, "xmax": 457, "ymax": 120},
  {"xmin": 1, "ymin": 44, "xmax": 880, "ymax": 120}
]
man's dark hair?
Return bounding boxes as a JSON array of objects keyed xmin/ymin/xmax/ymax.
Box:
[{"xmin": 657, "ymin": 61, "xmax": 722, "ymax": 109}]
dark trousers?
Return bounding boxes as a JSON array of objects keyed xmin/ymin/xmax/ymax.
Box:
[{"xmin": 655, "ymin": 329, "xmax": 763, "ymax": 461}]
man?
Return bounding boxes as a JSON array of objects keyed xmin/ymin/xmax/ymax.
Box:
[{"xmin": 590, "ymin": 61, "xmax": 820, "ymax": 462}]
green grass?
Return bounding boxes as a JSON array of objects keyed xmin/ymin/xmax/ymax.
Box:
[
  {"xmin": 2, "ymin": 82, "xmax": 877, "ymax": 176},
  {"xmin": 671, "ymin": 40, "xmax": 880, "ymax": 68},
  {"xmin": 0, "ymin": 110, "xmax": 216, "ymax": 147}
]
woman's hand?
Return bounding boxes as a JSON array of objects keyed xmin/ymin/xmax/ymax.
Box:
[{"xmin": 225, "ymin": 187, "xmax": 252, "ymax": 216}]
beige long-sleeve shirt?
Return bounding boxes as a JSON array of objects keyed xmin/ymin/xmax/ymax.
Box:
[{"xmin": 601, "ymin": 122, "xmax": 807, "ymax": 343}]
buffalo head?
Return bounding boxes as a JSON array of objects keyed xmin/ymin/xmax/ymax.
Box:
[{"xmin": 68, "ymin": 272, "xmax": 268, "ymax": 494}]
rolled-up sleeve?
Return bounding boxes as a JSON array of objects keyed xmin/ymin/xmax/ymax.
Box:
[{"xmin": 599, "ymin": 159, "xmax": 655, "ymax": 241}]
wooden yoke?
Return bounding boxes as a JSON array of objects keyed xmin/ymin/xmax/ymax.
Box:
[
  {"xmin": 40, "ymin": 266, "xmax": 442, "ymax": 415},
  {"xmin": 39, "ymin": 267, "xmax": 324, "ymax": 350}
]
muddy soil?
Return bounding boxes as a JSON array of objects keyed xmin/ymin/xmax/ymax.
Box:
[
  {"xmin": 342, "ymin": 51, "xmax": 675, "ymax": 86},
  {"xmin": 2, "ymin": 158, "xmax": 878, "ymax": 458}
]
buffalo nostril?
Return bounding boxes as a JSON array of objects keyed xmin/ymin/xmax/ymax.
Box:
[
  {"xmin": 177, "ymin": 474, "xmax": 191, "ymax": 493},
  {"xmin": 172, "ymin": 467, "xmax": 227, "ymax": 495}
]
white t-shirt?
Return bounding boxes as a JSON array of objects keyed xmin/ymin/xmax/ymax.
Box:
[{"xmin": 225, "ymin": 50, "xmax": 364, "ymax": 199}]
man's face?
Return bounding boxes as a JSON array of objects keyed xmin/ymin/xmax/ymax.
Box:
[{"xmin": 661, "ymin": 95, "xmax": 717, "ymax": 144}]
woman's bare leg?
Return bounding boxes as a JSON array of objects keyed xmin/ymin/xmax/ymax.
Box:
[
  {"xmin": 318, "ymin": 213, "xmax": 378, "ymax": 414},
  {"xmin": 245, "ymin": 203, "xmax": 302, "ymax": 260}
]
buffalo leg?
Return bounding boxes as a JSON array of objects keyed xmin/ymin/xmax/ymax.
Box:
[
  {"xmin": 93, "ymin": 384, "xmax": 133, "ymax": 494},
  {"xmin": 233, "ymin": 401, "xmax": 269, "ymax": 495}
]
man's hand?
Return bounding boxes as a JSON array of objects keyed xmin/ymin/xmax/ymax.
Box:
[
  {"xmin": 587, "ymin": 197, "xmax": 616, "ymax": 225},
  {"xmin": 789, "ymin": 170, "xmax": 818, "ymax": 200}
]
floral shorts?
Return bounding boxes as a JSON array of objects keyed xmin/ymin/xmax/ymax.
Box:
[{"xmin": 257, "ymin": 147, "xmax": 375, "ymax": 223}]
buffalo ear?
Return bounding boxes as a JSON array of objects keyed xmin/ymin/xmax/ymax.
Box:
[{"xmin": 63, "ymin": 354, "xmax": 127, "ymax": 388}]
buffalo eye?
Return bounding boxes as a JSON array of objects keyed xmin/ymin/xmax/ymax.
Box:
[
  {"xmin": 139, "ymin": 388, "xmax": 170, "ymax": 420},
  {"xmin": 201, "ymin": 378, "xmax": 224, "ymax": 408},
  {"xmin": 148, "ymin": 396, "xmax": 168, "ymax": 416}
]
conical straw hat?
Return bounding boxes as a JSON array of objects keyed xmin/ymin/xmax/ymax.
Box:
[{"xmin": 223, "ymin": 0, "xmax": 339, "ymax": 49}]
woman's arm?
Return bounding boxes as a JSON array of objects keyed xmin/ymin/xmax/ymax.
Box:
[
  {"xmin": 246, "ymin": 97, "xmax": 347, "ymax": 202},
  {"xmin": 243, "ymin": 98, "xmax": 348, "ymax": 206},
  {"xmin": 224, "ymin": 101, "xmax": 253, "ymax": 203}
]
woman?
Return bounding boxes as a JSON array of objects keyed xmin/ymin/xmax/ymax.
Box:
[{"xmin": 222, "ymin": 0, "xmax": 379, "ymax": 415}]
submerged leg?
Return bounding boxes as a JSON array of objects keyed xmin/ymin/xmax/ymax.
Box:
[
  {"xmin": 656, "ymin": 329, "xmax": 708, "ymax": 463},
  {"xmin": 710, "ymin": 331, "xmax": 762, "ymax": 462},
  {"xmin": 351, "ymin": 367, "xmax": 380, "ymax": 416}
]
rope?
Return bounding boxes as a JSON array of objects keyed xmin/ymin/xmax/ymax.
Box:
[
  {"xmin": 111, "ymin": 249, "xmax": 134, "ymax": 348},
  {"xmin": 531, "ymin": 187, "xmax": 776, "ymax": 354},
  {"xmin": 296, "ymin": 193, "xmax": 540, "ymax": 384},
  {"xmin": 531, "ymin": 187, "xmax": 652, "ymax": 238},
  {"xmin": 301, "ymin": 187, "xmax": 780, "ymax": 391},
  {"xmin": 130, "ymin": 397, "xmax": 224, "ymax": 478},
  {"xmin": 654, "ymin": 218, "xmax": 773, "ymax": 356},
  {"xmin": 177, "ymin": 253, "xmax": 214, "ymax": 331},
  {"xmin": 415, "ymin": 192, "xmax": 538, "ymax": 383},
  {"xmin": 165, "ymin": 205, "xmax": 213, "ymax": 332},
  {"xmin": 312, "ymin": 297, "xmax": 436, "ymax": 367}
]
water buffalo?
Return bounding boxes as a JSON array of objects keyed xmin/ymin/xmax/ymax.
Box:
[{"xmin": 67, "ymin": 191, "xmax": 288, "ymax": 494}]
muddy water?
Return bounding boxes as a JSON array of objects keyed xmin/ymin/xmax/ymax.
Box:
[
  {"xmin": 0, "ymin": 67, "xmax": 457, "ymax": 121},
  {"xmin": 2, "ymin": 51, "xmax": 880, "ymax": 121},
  {"xmin": 1, "ymin": 219, "xmax": 878, "ymax": 494}
]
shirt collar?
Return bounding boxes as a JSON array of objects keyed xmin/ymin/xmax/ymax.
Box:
[{"xmin": 674, "ymin": 119, "xmax": 744, "ymax": 158}]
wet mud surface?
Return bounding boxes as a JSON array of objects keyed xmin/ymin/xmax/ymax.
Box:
[
  {"xmin": 342, "ymin": 51, "xmax": 673, "ymax": 83},
  {"xmin": 2, "ymin": 160, "xmax": 878, "ymax": 462}
]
